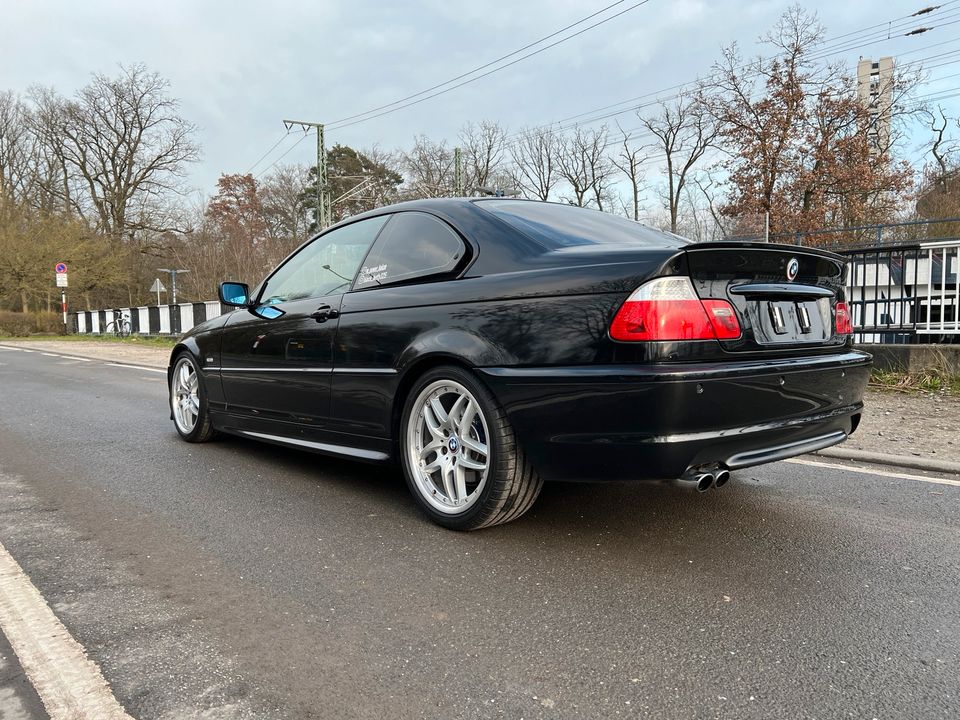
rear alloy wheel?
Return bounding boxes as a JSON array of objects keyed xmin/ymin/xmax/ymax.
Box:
[
  {"xmin": 170, "ymin": 353, "xmax": 216, "ymax": 442},
  {"xmin": 401, "ymin": 366, "xmax": 542, "ymax": 530}
]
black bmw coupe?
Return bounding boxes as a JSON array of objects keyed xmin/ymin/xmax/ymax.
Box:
[{"xmin": 168, "ymin": 198, "xmax": 870, "ymax": 530}]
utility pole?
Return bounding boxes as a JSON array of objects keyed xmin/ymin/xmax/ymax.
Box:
[
  {"xmin": 284, "ymin": 119, "xmax": 331, "ymax": 230},
  {"xmin": 454, "ymin": 147, "xmax": 463, "ymax": 197}
]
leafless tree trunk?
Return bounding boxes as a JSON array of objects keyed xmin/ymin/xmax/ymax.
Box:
[
  {"xmin": 511, "ymin": 127, "xmax": 558, "ymax": 201},
  {"xmin": 643, "ymin": 93, "xmax": 716, "ymax": 233},
  {"xmin": 402, "ymin": 136, "xmax": 455, "ymax": 198},
  {"xmin": 610, "ymin": 124, "xmax": 648, "ymax": 220},
  {"xmin": 555, "ymin": 126, "xmax": 616, "ymax": 210},
  {"xmin": 42, "ymin": 64, "xmax": 199, "ymax": 242},
  {"xmin": 926, "ymin": 106, "xmax": 959, "ymax": 193},
  {"xmin": 260, "ymin": 163, "xmax": 311, "ymax": 244},
  {"xmin": 460, "ymin": 121, "xmax": 508, "ymax": 191}
]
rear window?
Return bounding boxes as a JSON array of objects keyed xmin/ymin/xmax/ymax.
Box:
[{"xmin": 476, "ymin": 199, "xmax": 689, "ymax": 249}]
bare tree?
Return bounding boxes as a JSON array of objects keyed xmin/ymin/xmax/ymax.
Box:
[
  {"xmin": 926, "ymin": 106, "xmax": 959, "ymax": 194},
  {"xmin": 259, "ymin": 163, "xmax": 311, "ymax": 244},
  {"xmin": 402, "ymin": 136, "xmax": 454, "ymax": 198},
  {"xmin": 42, "ymin": 64, "xmax": 200, "ymax": 241},
  {"xmin": 610, "ymin": 123, "xmax": 648, "ymax": 220},
  {"xmin": 511, "ymin": 127, "xmax": 558, "ymax": 201},
  {"xmin": 555, "ymin": 126, "xmax": 617, "ymax": 210},
  {"xmin": 459, "ymin": 120, "xmax": 509, "ymax": 191},
  {"xmin": 643, "ymin": 92, "xmax": 716, "ymax": 233},
  {"xmin": 0, "ymin": 92, "xmax": 35, "ymax": 204}
]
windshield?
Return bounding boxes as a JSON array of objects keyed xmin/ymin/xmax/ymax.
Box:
[{"xmin": 476, "ymin": 199, "xmax": 689, "ymax": 250}]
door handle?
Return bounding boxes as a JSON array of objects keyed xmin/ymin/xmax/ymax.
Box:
[{"xmin": 310, "ymin": 305, "xmax": 340, "ymax": 323}]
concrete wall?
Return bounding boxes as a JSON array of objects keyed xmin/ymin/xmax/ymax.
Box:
[{"xmin": 857, "ymin": 343, "xmax": 960, "ymax": 375}]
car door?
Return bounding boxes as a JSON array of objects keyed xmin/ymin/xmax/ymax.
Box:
[
  {"xmin": 331, "ymin": 211, "xmax": 469, "ymax": 438},
  {"xmin": 218, "ymin": 215, "xmax": 389, "ymax": 428}
]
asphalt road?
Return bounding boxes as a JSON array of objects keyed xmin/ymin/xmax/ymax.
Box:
[{"xmin": 0, "ymin": 346, "xmax": 957, "ymax": 720}]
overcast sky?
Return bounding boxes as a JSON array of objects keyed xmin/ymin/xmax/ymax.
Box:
[{"xmin": 3, "ymin": 0, "xmax": 958, "ymax": 197}]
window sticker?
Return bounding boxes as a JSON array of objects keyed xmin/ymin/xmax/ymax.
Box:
[{"xmin": 358, "ymin": 263, "xmax": 388, "ymax": 286}]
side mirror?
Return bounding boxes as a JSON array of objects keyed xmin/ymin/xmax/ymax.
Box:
[{"xmin": 219, "ymin": 281, "xmax": 250, "ymax": 306}]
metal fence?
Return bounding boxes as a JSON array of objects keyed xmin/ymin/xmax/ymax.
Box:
[
  {"xmin": 841, "ymin": 240, "xmax": 960, "ymax": 344},
  {"xmin": 729, "ymin": 216, "xmax": 960, "ymax": 249}
]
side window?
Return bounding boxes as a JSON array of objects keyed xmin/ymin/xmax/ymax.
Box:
[
  {"xmin": 354, "ymin": 212, "xmax": 465, "ymax": 289},
  {"xmin": 259, "ymin": 215, "xmax": 389, "ymax": 304}
]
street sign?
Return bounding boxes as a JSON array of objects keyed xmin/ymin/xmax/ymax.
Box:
[
  {"xmin": 55, "ymin": 262, "xmax": 68, "ymax": 274},
  {"xmin": 149, "ymin": 278, "xmax": 167, "ymax": 293},
  {"xmin": 56, "ymin": 273, "xmax": 68, "ymax": 287}
]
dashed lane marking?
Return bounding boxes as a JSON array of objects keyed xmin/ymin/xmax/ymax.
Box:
[
  {"xmin": 41, "ymin": 353, "xmax": 62, "ymax": 358},
  {"xmin": 784, "ymin": 457, "xmax": 960, "ymax": 487},
  {"xmin": 0, "ymin": 540, "xmax": 133, "ymax": 719}
]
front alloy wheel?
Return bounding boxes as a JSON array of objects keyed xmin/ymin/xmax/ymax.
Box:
[{"xmin": 401, "ymin": 366, "xmax": 542, "ymax": 530}]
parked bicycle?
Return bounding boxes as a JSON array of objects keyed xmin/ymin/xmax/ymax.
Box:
[{"xmin": 105, "ymin": 311, "xmax": 132, "ymax": 338}]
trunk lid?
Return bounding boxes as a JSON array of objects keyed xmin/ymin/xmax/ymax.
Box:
[{"xmin": 682, "ymin": 243, "xmax": 848, "ymax": 353}]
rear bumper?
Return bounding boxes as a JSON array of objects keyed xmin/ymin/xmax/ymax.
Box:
[{"xmin": 478, "ymin": 350, "xmax": 871, "ymax": 481}]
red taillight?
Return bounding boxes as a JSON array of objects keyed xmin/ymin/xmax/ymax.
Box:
[
  {"xmin": 835, "ymin": 301, "xmax": 853, "ymax": 335},
  {"xmin": 610, "ymin": 277, "xmax": 741, "ymax": 342}
]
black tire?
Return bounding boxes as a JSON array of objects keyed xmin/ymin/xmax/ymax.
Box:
[
  {"xmin": 399, "ymin": 365, "xmax": 543, "ymax": 531},
  {"xmin": 170, "ymin": 352, "xmax": 217, "ymax": 443}
]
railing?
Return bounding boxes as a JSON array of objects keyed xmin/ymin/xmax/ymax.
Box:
[
  {"xmin": 839, "ymin": 239, "xmax": 960, "ymax": 343},
  {"xmin": 72, "ymin": 301, "xmax": 225, "ymax": 336}
]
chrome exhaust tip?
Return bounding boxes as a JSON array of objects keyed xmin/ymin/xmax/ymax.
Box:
[
  {"xmin": 695, "ymin": 473, "xmax": 715, "ymax": 492},
  {"xmin": 714, "ymin": 469, "xmax": 731, "ymax": 488}
]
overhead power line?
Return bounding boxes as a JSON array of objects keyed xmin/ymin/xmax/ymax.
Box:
[
  {"xmin": 325, "ymin": 0, "xmax": 632, "ymax": 127},
  {"xmin": 325, "ymin": 0, "xmax": 655, "ymax": 131}
]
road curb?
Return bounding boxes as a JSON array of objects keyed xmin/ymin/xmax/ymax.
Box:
[{"xmin": 812, "ymin": 446, "xmax": 960, "ymax": 475}]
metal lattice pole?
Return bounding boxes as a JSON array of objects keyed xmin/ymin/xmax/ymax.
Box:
[{"xmin": 284, "ymin": 119, "xmax": 331, "ymax": 230}]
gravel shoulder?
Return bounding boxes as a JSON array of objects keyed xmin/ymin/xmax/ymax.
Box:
[
  {"xmin": 3, "ymin": 338, "xmax": 955, "ymax": 465},
  {"xmin": 0, "ymin": 339, "xmax": 169, "ymax": 368}
]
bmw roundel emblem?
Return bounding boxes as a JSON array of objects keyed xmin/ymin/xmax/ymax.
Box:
[
  {"xmin": 786, "ymin": 257, "xmax": 799, "ymax": 282},
  {"xmin": 448, "ymin": 437, "xmax": 460, "ymax": 453}
]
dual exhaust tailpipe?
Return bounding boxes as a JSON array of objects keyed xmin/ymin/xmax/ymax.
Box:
[{"xmin": 684, "ymin": 467, "xmax": 731, "ymax": 492}]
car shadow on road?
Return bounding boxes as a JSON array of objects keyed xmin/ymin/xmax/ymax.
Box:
[{"xmin": 210, "ymin": 433, "xmax": 846, "ymax": 567}]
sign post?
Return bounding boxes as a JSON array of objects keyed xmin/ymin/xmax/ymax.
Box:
[
  {"xmin": 149, "ymin": 278, "xmax": 167, "ymax": 306},
  {"xmin": 54, "ymin": 263, "xmax": 68, "ymax": 332}
]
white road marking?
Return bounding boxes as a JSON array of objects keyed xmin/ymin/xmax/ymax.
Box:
[
  {"xmin": 105, "ymin": 362, "xmax": 166, "ymax": 374},
  {"xmin": 0, "ymin": 540, "xmax": 133, "ymax": 719},
  {"xmin": 784, "ymin": 457, "xmax": 960, "ymax": 487},
  {"xmin": 41, "ymin": 353, "xmax": 62, "ymax": 358}
]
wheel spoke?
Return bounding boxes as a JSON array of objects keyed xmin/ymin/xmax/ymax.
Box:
[
  {"xmin": 454, "ymin": 464, "xmax": 468, "ymax": 503},
  {"xmin": 458, "ymin": 454, "xmax": 486, "ymax": 472},
  {"xmin": 187, "ymin": 373, "xmax": 198, "ymax": 391},
  {"xmin": 419, "ymin": 439, "xmax": 443, "ymax": 459},
  {"xmin": 423, "ymin": 457, "xmax": 442, "ymax": 474},
  {"xmin": 179, "ymin": 363, "xmax": 190, "ymax": 389},
  {"xmin": 429, "ymin": 397, "xmax": 448, "ymax": 425},
  {"xmin": 440, "ymin": 463, "xmax": 457, "ymax": 502},
  {"xmin": 449, "ymin": 394, "xmax": 469, "ymax": 431},
  {"xmin": 423, "ymin": 402, "xmax": 446, "ymax": 441},
  {"xmin": 460, "ymin": 435, "xmax": 487, "ymax": 459}
]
